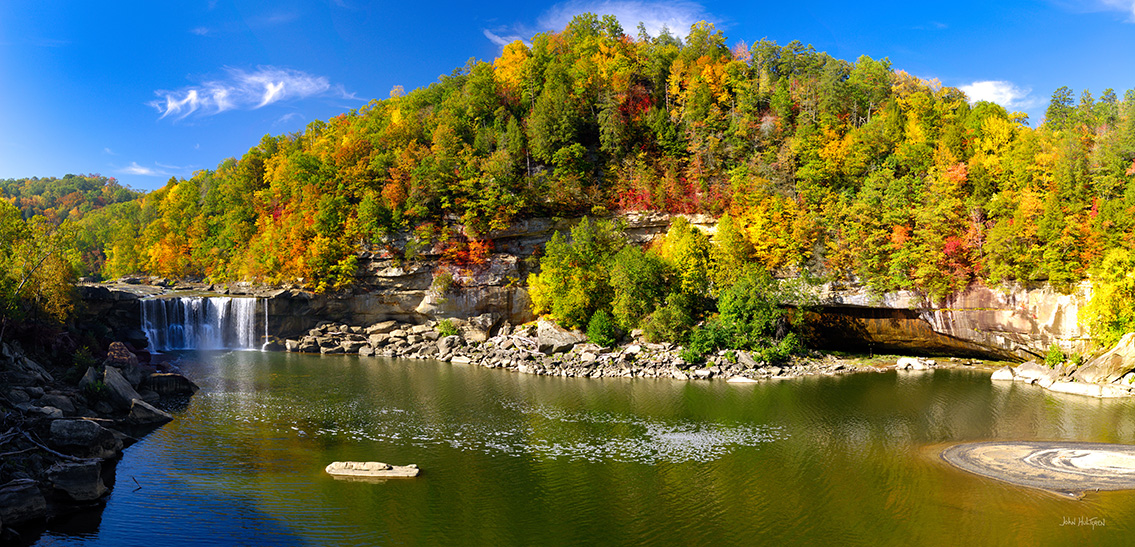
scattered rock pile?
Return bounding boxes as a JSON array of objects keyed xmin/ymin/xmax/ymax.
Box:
[
  {"xmin": 991, "ymin": 358, "xmax": 1135, "ymax": 398},
  {"xmin": 285, "ymin": 317, "xmax": 876, "ymax": 381},
  {"xmin": 0, "ymin": 341, "xmax": 198, "ymax": 538}
]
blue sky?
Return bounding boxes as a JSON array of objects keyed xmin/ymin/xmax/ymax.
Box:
[{"xmin": 2, "ymin": 0, "xmax": 1134, "ymax": 191}]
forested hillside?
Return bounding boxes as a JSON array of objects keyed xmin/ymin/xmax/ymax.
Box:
[{"xmin": 5, "ymin": 14, "xmax": 1135, "ymax": 339}]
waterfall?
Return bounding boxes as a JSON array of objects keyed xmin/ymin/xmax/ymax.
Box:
[
  {"xmin": 262, "ymin": 299, "xmax": 269, "ymax": 351},
  {"xmin": 141, "ymin": 297, "xmax": 261, "ymax": 351}
]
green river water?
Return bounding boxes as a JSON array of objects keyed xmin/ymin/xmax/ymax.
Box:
[{"xmin": 29, "ymin": 351, "xmax": 1135, "ymax": 545}]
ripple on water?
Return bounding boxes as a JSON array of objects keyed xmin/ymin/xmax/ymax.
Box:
[{"xmin": 196, "ymin": 391, "xmax": 785, "ymax": 465}]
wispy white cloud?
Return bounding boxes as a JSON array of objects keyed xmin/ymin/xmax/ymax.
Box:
[
  {"xmin": 538, "ymin": 0, "xmax": 711, "ymax": 38},
  {"xmin": 1100, "ymin": 0, "xmax": 1135, "ymax": 18},
  {"xmin": 149, "ymin": 66, "xmax": 356, "ymax": 120},
  {"xmin": 1051, "ymin": 0, "xmax": 1135, "ymax": 20},
  {"xmin": 155, "ymin": 162, "xmax": 192, "ymax": 171},
  {"xmin": 960, "ymin": 80, "xmax": 1043, "ymax": 110},
  {"xmin": 483, "ymin": 29, "xmax": 529, "ymax": 47},
  {"xmin": 190, "ymin": 27, "xmax": 210, "ymax": 36},
  {"xmin": 913, "ymin": 21, "xmax": 948, "ymax": 30},
  {"xmin": 274, "ymin": 112, "xmax": 303, "ymax": 126},
  {"xmin": 120, "ymin": 162, "xmax": 166, "ymax": 176},
  {"xmin": 103, "ymin": 147, "xmax": 116, "ymax": 156}
]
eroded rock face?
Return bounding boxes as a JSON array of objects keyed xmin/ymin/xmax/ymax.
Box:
[
  {"xmin": 807, "ymin": 282, "xmax": 1092, "ymax": 361},
  {"xmin": 1075, "ymin": 333, "xmax": 1135, "ymax": 384}
]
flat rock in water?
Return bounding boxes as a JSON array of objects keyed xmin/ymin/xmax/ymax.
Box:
[{"xmin": 325, "ymin": 461, "xmax": 420, "ymax": 478}]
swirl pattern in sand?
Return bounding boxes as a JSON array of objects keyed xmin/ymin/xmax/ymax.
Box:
[{"xmin": 941, "ymin": 441, "xmax": 1135, "ymax": 496}]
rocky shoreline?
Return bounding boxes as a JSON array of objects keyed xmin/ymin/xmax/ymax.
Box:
[
  {"xmin": 986, "ymin": 332, "xmax": 1135, "ymax": 399},
  {"xmin": 282, "ymin": 316, "xmax": 992, "ymax": 382},
  {"xmin": 0, "ymin": 341, "xmax": 198, "ymax": 542}
]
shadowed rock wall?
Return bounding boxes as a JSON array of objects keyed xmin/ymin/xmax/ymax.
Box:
[{"xmin": 806, "ymin": 282, "xmax": 1092, "ymax": 361}]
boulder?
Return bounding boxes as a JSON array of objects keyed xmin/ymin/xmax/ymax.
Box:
[
  {"xmin": 437, "ymin": 335, "xmax": 462, "ymax": 354},
  {"xmin": 103, "ymin": 366, "xmax": 142, "ymax": 410},
  {"xmin": 537, "ymin": 319, "xmax": 586, "ymax": 354},
  {"xmin": 1013, "ymin": 361, "xmax": 1058, "ymax": 384},
  {"xmin": 77, "ymin": 366, "xmax": 100, "ymax": 390},
  {"xmin": 897, "ymin": 357, "xmax": 930, "ymax": 370},
  {"xmin": 366, "ymin": 320, "xmax": 399, "ymax": 335},
  {"xmin": 105, "ymin": 341, "xmax": 143, "ymax": 386},
  {"xmin": 0, "ymin": 479, "xmax": 46, "ymax": 525},
  {"xmin": 1075, "ymin": 333, "xmax": 1135, "ymax": 384},
  {"xmin": 736, "ymin": 351, "xmax": 759, "ymax": 369},
  {"xmin": 990, "ymin": 366, "xmax": 1015, "ymax": 382},
  {"xmin": 128, "ymin": 399, "xmax": 173, "ymax": 426},
  {"xmin": 6, "ymin": 388, "xmax": 30, "ymax": 404},
  {"xmin": 145, "ymin": 373, "xmax": 199, "ymax": 396},
  {"xmin": 38, "ymin": 393, "xmax": 76, "ymax": 414},
  {"xmin": 285, "ymin": 339, "xmax": 301, "ymax": 352},
  {"xmin": 50, "ymin": 419, "xmax": 123, "ymax": 459},
  {"xmin": 461, "ymin": 327, "xmax": 489, "ymax": 344},
  {"xmin": 16, "ymin": 356, "xmax": 54, "ymax": 383},
  {"xmin": 46, "ymin": 461, "xmax": 107, "ymax": 502}
]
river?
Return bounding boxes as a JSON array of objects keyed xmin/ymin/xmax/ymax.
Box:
[{"xmin": 31, "ymin": 351, "xmax": 1135, "ymax": 545}]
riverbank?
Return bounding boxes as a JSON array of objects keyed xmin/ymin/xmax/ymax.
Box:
[
  {"xmin": 282, "ymin": 317, "xmax": 998, "ymax": 382},
  {"xmin": 0, "ymin": 341, "xmax": 197, "ymax": 542}
]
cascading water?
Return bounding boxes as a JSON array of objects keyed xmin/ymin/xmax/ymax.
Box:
[{"xmin": 141, "ymin": 297, "xmax": 261, "ymax": 351}]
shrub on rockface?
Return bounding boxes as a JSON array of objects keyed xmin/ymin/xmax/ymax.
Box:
[
  {"xmin": 609, "ymin": 245, "xmax": 673, "ymax": 330},
  {"xmin": 528, "ymin": 217, "xmax": 625, "ymax": 330},
  {"xmin": 680, "ymin": 268, "xmax": 809, "ymax": 366},
  {"xmin": 1081, "ymin": 248, "xmax": 1135, "ymax": 348},
  {"xmin": 587, "ymin": 309, "xmax": 618, "ymax": 347}
]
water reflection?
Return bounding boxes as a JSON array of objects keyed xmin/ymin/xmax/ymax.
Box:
[{"xmin": 32, "ymin": 353, "xmax": 1135, "ymax": 546}]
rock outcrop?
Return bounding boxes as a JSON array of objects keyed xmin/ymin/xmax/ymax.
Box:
[
  {"xmin": 1074, "ymin": 333, "xmax": 1135, "ymax": 384},
  {"xmin": 77, "ymin": 214, "xmax": 1099, "ymax": 361},
  {"xmin": 0, "ymin": 338, "xmax": 196, "ymax": 537},
  {"xmin": 806, "ymin": 282, "xmax": 1093, "ymax": 361},
  {"xmin": 990, "ymin": 342, "xmax": 1135, "ymax": 399}
]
